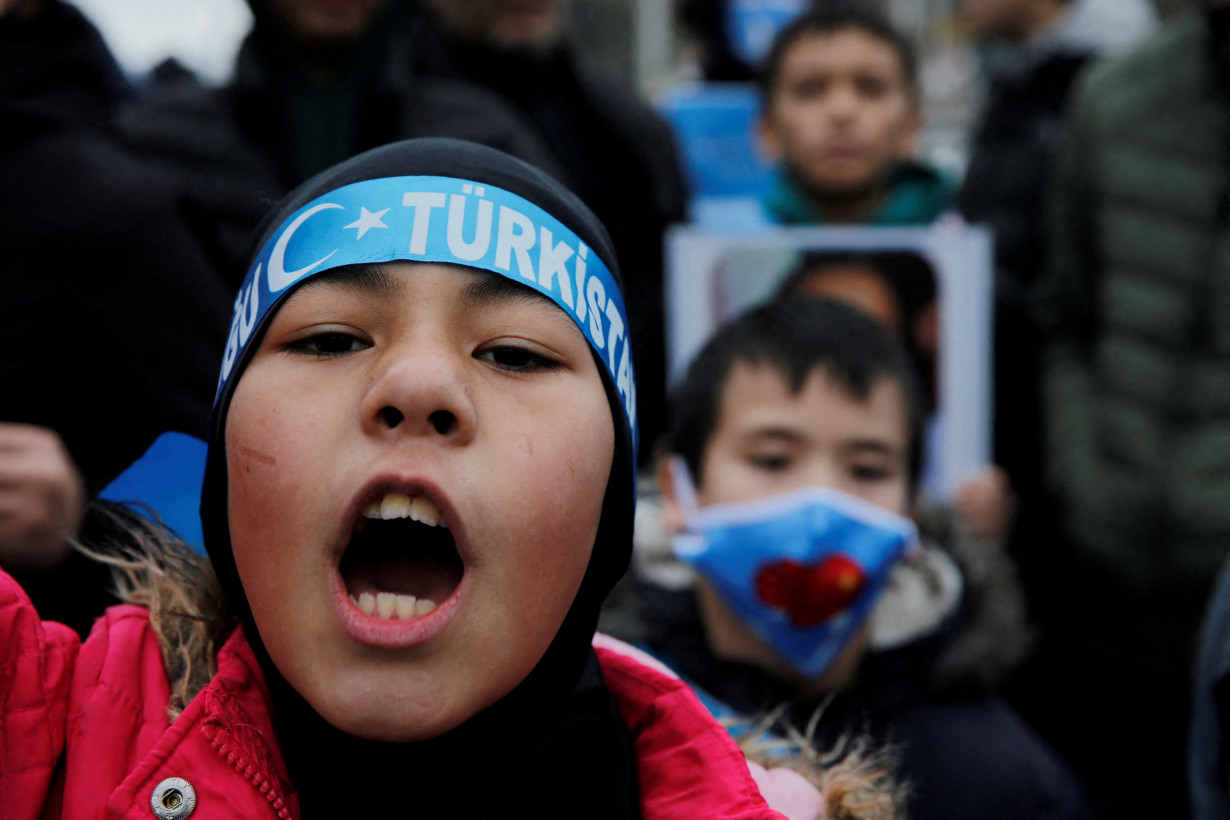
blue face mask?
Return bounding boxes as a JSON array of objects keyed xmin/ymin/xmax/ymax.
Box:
[{"xmin": 670, "ymin": 462, "xmax": 917, "ymax": 679}]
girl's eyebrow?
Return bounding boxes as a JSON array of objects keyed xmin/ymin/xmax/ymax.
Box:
[
  {"xmin": 295, "ymin": 265, "xmax": 574, "ymax": 329},
  {"xmin": 294, "ymin": 264, "xmax": 401, "ymax": 297},
  {"xmin": 462, "ymin": 274, "xmax": 580, "ymax": 338},
  {"xmin": 460, "ymin": 271, "xmax": 559, "ymax": 311},
  {"xmin": 296, "ymin": 265, "xmax": 556, "ymax": 311}
]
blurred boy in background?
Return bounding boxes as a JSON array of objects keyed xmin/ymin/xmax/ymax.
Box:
[{"xmin": 755, "ymin": 5, "xmax": 954, "ymax": 226}]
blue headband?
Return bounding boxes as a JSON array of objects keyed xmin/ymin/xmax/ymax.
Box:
[{"xmin": 215, "ymin": 174, "xmax": 638, "ymax": 450}]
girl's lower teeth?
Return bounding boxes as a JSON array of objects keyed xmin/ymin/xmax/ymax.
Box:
[{"xmin": 353, "ymin": 591, "xmax": 437, "ymax": 619}]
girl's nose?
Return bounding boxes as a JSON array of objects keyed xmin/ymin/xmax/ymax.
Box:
[{"xmin": 361, "ymin": 344, "xmax": 477, "ymax": 445}]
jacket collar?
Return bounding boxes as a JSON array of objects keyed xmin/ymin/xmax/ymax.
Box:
[
  {"xmin": 762, "ymin": 162, "xmax": 955, "ymax": 227},
  {"xmin": 106, "ymin": 627, "xmax": 298, "ymax": 819},
  {"xmin": 104, "ymin": 629, "xmax": 791, "ymax": 819}
]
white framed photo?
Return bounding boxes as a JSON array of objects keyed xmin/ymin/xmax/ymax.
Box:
[{"xmin": 665, "ymin": 224, "xmax": 994, "ymax": 500}]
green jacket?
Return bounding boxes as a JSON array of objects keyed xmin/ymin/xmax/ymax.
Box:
[{"xmin": 1041, "ymin": 13, "xmax": 1230, "ymax": 593}]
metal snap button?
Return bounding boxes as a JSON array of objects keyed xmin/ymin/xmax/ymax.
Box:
[{"xmin": 151, "ymin": 777, "xmax": 197, "ymax": 820}]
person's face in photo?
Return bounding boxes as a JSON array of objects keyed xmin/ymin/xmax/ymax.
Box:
[{"xmin": 788, "ymin": 264, "xmax": 905, "ymax": 339}]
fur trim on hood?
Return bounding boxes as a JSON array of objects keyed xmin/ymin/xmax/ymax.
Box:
[{"xmin": 76, "ymin": 502, "xmax": 229, "ymax": 721}]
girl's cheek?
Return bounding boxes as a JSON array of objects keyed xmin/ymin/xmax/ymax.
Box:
[{"xmin": 230, "ymin": 442, "xmax": 282, "ymax": 476}]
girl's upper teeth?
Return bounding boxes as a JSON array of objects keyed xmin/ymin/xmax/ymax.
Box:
[{"xmin": 361, "ymin": 491, "xmax": 446, "ymax": 527}]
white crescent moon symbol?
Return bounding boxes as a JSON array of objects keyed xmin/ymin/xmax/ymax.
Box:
[{"xmin": 266, "ymin": 202, "xmax": 344, "ymax": 292}]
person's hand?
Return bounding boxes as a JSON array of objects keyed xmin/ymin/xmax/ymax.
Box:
[
  {"xmin": 0, "ymin": 422, "xmax": 84, "ymax": 572},
  {"xmin": 953, "ymin": 465, "xmax": 1015, "ymax": 544}
]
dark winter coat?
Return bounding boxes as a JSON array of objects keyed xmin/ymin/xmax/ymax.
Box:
[
  {"xmin": 1035, "ymin": 14, "xmax": 1230, "ymax": 811},
  {"xmin": 0, "ymin": 2, "xmax": 232, "ymax": 635},
  {"xmin": 1190, "ymin": 554, "xmax": 1230, "ymax": 820},
  {"xmin": 957, "ymin": 3, "xmax": 1157, "ymax": 598},
  {"xmin": 954, "ymin": 46, "xmax": 1093, "ymax": 564},
  {"xmin": 960, "ymin": 52, "xmax": 1090, "ymax": 292},
  {"xmin": 1041, "ymin": 13, "xmax": 1230, "ymax": 602},
  {"xmin": 0, "ymin": 1, "xmax": 229, "ymax": 491}
]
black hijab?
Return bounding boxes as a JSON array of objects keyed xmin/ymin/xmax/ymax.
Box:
[{"xmin": 199, "ymin": 138, "xmax": 640, "ymax": 818}]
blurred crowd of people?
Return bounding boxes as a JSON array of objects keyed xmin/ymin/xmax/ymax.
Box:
[{"xmin": 5, "ymin": 0, "xmax": 1230, "ymax": 816}]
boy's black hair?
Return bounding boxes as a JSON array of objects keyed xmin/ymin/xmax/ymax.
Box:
[
  {"xmin": 670, "ymin": 295, "xmax": 925, "ymax": 492},
  {"xmin": 757, "ymin": 2, "xmax": 919, "ymax": 102}
]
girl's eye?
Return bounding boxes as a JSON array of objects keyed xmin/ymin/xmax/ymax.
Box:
[
  {"xmin": 476, "ymin": 345, "xmax": 559, "ymax": 373},
  {"xmin": 286, "ymin": 331, "xmax": 369, "ymax": 357}
]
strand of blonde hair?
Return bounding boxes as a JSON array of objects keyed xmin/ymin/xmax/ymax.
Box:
[{"xmin": 75, "ymin": 502, "xmax": 227, "ymax": 720}]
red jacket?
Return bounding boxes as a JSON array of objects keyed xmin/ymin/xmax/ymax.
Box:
[{"xmin": 0, "ymin": 572, "xmax": 821, "ymax": 819}]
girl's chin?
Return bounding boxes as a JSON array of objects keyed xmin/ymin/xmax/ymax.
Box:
[{"xmin": 311, "ymin": 685, "xmax": 485, "ymax": 743}]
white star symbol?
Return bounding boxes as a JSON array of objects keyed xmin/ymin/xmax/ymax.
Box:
[{"xmin": 344, "ymin": 206, "xmax": 390, "ymax": 240}]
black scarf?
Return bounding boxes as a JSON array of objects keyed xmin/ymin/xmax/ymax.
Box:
[{"xmin": 199, "ymin": 138, "xmax": 642, "ymax": 818}]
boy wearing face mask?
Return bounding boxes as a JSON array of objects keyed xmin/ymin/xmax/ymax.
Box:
[{"xmin": 634, "ymin": 296, "xmax": 1091, "ymax": 820}]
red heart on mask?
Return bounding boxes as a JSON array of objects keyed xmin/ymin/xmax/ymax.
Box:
[{"xmin": 754, "ymin": 555, "xmax": 868, "ymax": 627}]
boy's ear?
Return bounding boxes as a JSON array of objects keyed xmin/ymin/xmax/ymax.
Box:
[
  {"xmin": 657, "ymin": 456, "xmax": 687, "ymax": 534},
  {"xmin": 756, "ymin": 112, "xmax": 784, "ymax": 163},
  {"xmin": 894, "ymin": 104, "xmax": 923, "ymax": 159}
]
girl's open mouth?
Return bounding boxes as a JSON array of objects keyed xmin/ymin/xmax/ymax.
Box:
[{"xmin": 338, "ymin": 490, "xmax": 465, "ymax": 625}]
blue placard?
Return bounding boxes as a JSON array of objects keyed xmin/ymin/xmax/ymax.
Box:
[{"xmin": 99, "ymin": 432, "xmax": 208, "ymax": 554}]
